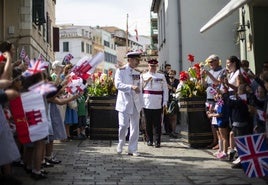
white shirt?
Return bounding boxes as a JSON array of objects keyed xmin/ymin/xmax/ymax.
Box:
[{"xmin": 141, "ymin": 71, "xmax": 168, "ymax": 109}]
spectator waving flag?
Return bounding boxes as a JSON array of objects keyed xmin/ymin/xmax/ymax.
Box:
[
  {"xmin": 62, "ymin": 53, "xmax": 74, "ymax": 65},
  {"xmin": 234, "ymin": 134, "xmax": 268, "ymax": 178}
]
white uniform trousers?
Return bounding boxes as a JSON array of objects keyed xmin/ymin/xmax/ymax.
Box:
[{"xmin": 117, "ymin": 107, "xmax": 140, "ymax": 153}]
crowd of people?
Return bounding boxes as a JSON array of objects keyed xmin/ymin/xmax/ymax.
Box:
[
  {"xmin": 201, "ymin": 54, "xmax": 268, "ymax": 168},
  {"xmin": 1, "ymin": 40, "xmax": 268, "ymax": 184},
  {"xmin": 0, "ymin": 41, "xmax": 88, "ymax": 184}
]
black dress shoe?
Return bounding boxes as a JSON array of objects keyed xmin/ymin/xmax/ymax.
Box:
[
  {"xmin": 42, "ymin": 162, "xmax": 54, "ymax": 168},
  {"xmin": 24, "ymin": 166, "xmax": 32, "ymax": 174},
  {"xmin": 31, "ymin": 172, "xmax": 47, "ymax": 180},
  {"xmin": 46, "ymin": 158, "xmax": 62, "ymax": 164},
  {"xmin": 231, "ymin": 162, "xmax": 242, "ymax": 169},
  {"xmin": 147, "ymin": 141, "xmax": 153, "ymax": 146},
  {"xmin": 155, "ymin": 143, "xmax": 160, "ymax": 148},
  {"xmin": 40, "ymin": 169, "xmax": 49, "ymax": 174}
]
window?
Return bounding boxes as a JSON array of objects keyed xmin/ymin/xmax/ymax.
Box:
[
  {"xmin": 63, "ymin": 42, "xmax": 69, "ymax": 52},
  {"xmin": 104, "ymin": 52, "xmax": 117, "ymax": 64},
  {"xmin": 53, "ymin": 27, "xmax": 59, "ymax": 52},
  {"xmin": 104, "ymin": 40, "xmax": 110, "ymax": 47},
  {"xmin": 32, "ymin": 0, "xmax": 46, "ymax": 25},
  {"xmin": 81, "ymin": 41, "xmax": 84, "ymax": 52},
  {"xmin": 90, "ymin": 45, "xmax": 92, "ymax": 54},
  {"xmin": 86, "ymin": 43, "xmax": 90, "ymax": 53}
]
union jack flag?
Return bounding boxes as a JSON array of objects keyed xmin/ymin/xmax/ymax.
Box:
[
  {"xmin": 28, "ymin": 81, "xmax": 57, "ymax": 95},
  {"xmin": 234, "ymin": 134, "xmax": 268, "ymax": 178},
  {"xmin": 20, "ymin": 47, "xmax": 26, "ymax": 59},
  {"xmin": 22, "ymin": 55, "xmax": 49, "ymax": 77},
  {"xmin": 62, "ymin": 53, "xmax": 74, "ymax": 65},
  {"xmin": 24, "ymin": 55, "xmax": 30, "ymax": 65}
]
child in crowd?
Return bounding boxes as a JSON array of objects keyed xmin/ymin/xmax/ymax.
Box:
[
  {"xmin": 249, "ymin": 85, "xmax": 266, "ymax": 133},
  {"xmin": 207, "ymin": 89, "xmax": 230, "ymax": 159},
  {"xmin": 228, "ymin": 84, "xmax": 252, "ymax": 168},
  {"xmin": 76, "ymin": 89, "xmax": 88, "ymax": 140}
]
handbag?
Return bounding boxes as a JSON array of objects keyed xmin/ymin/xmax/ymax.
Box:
[
  {"xmin": 68, "ymin": 95, "xmax": 78, "ymax": 110},
  {"xmin": 166, "ymin": 99, "xmax": 178, "ymax": 116}
]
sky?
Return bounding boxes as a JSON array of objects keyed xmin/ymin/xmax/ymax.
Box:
[{"xmin": 55, "ymin": 0, "xmax": 152, "ymax": 36}]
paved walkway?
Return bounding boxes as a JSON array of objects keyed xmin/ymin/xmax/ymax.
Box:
[{"xmin": 14, "ymin": 136, "xmax": 268, "ymax": 185}]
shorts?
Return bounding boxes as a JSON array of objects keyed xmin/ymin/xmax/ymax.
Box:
[
  {"xmin": 232, "ymin": 126, "xmax": 250, "ymax": 137},
  {"xmin": 218, "ymin": 121, "xmax": 229, "ymax": 128},
  {"xmin": 212, "ymin": 124, "xmax": 218, "ymax": 129},
  {"xmin": 78, "ymin": 116, "xmax": 87, "ymax": 128}
]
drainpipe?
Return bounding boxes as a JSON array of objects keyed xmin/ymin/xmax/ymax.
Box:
[{"xmin": 177, "ymin": 0, "xmax": 183, "ymax": 72}]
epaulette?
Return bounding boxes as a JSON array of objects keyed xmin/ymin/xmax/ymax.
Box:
[
  {"xmin": 157, "ymin": 70, "xmax": 164, "ymax": 74},
  {"xmin": 119, "ymin": 67, "xmax": 126, "ymax": 70}
]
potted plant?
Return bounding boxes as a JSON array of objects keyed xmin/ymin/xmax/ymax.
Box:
[
  {"xmin": 175, "ymin": 54, "xmax": 213, "ymax": 148},
  {"xmin": 87, "ymin": 70, "xmax": 118, "ymax": 140}
]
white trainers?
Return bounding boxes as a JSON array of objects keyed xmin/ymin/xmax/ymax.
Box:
[
  {"xmin": 116, "ymin": 147, "xmax": 122, "ymax": 154},
  {"xmin": 128, "ymin": 151, "xmax": 140, "ymax": 156}
]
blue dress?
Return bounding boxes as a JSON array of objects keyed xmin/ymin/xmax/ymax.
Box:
[
  {"xmin": 0, "ymin": 105, "xmax": 20, "ymax": 165},
  {"xmin": 49, "ymin": 103, "xmax": 67, "ymax": 140},
  {"xmin": 64, "ymin": 105, "xmax": 78, "ymax": 125}
]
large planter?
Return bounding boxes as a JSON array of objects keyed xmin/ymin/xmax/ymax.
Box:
[
  {"xmin": 178, "ymin": 97, "xmax": 213, "ymax": 148},
  {"xmin": 88, "ymin": 96, "xmax": 118, "ymax": 140}
]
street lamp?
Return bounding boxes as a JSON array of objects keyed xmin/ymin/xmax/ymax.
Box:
[{"xmin": 237, "ymin": 7, "xmax": 250, "ymax": 42}]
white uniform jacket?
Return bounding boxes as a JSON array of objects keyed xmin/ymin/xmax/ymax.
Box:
[
  {"xmin": 141, "ymin": 71, "xmax": 168, "ymax": 109},
  {"xmin": 114, "ymin": 64, "xmax": 142, "ymax": 114}
]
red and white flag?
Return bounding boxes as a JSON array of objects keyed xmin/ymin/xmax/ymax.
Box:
[
  {"xmin": 134, "ymin": 28, "xmax": 139, "ymax": 41},
  {"xmin": 72, "ymin": 52, "xmax": 104, "ymax": 80},
  {"xmin": 240, "ymin": 68, "xmax": 253, "ymax": 85},
  {"xmin": 65, "ymin": 73, "xmax": 86, "ymax": 94},
  {"xmin": 0, "ymin": 52, "xmax": 5, "ymax": 62},
  {"xmin": 9, "ymin": 92, "xmax": 49, "ymax": 144}
]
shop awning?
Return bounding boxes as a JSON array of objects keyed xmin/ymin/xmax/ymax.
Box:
[{"xmin": 200, "ymin": 0, "xmax": 251, "ymax": 33}]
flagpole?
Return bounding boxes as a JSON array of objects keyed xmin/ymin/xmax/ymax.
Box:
[{"xmin": 126, "ymin": 13, "xmax": 129, "ymax": 53}]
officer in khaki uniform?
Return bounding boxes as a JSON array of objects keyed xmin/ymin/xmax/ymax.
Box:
[
  {"xmin": 141, "ymin": 59, "xmax": 168, "ymax": 148},
  {"xmin": 114, "ymin": 51, "xmax": 143, "ymax": 156}
]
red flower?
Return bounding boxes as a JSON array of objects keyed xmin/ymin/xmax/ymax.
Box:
[
  {"xmin": 187, "ymin": 54, "xmax": 194, "ymax": 63},
  {"xmin": 108, "ymin": 70, "xmax": 113, "ymax": 77},
  {"xmin": 97, "ymin": 71, "xmax": 102, "ymax": 78},
  {"xmin": 193, "ymin": 63, "xmax": 200, "ymax": 70},
  {"xmin": 179, "ymin": 71, "xmax": 189, "ymax": 81},
  {"xmin": 193, "ymin": 64, "xmax": 201, "ymax": 80},
  {"xmin": 0, "ymin": 54, "xmax": 5, "ymax": 62}
]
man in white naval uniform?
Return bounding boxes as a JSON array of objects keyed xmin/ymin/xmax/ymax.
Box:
[
  {"xmin": 114, "ymin": 51, "xmax": 143, "ymax": 156},
  {"xmin": 141, "ymin": 59, "xmax": 168, "ymax": 148}
]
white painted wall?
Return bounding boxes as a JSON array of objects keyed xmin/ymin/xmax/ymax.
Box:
[{"xmin": 156, "ymin": 0, "xmax": 240, "ymax": 73}]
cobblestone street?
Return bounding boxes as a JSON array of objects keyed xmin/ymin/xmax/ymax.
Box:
[{"xmin": 12, "ymin": 136, "xmax": 268, "ymax": 185}]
